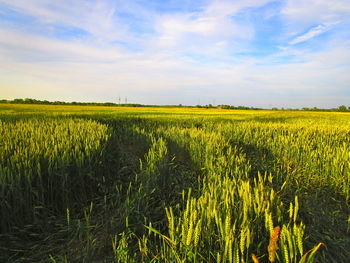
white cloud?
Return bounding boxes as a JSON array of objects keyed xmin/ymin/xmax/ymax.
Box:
[
  {"xmin": 0, "ymin": 0, "xmax": 349, "ymax": 107},
  {"xmin": 0, "ymin": 28, "xmax": 123, "ymax": 62},
  {"xmin": 1, "ymin": 26, "xmax": 349, "ymax": 106},
  {"xmin": 0, "ymin": 0, "xmax": 126, "ymax": 41},
  {"xmin": 289, "ymin": 24, "xmax": 331, "ymax": 45},
  {"xmin": 153, "ymin": 0, "xmax": 274, "ymax": 50}
]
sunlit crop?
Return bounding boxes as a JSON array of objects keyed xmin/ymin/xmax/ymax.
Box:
[{"xmin": 0, "ymin": 104, "xmax": 348, "ymax": 262}]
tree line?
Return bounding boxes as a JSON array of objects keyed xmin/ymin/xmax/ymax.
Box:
[
  {"xmin": 1, "ymin": 98, "xmax": 349, "ymax": 112},
  {"xmin": 0, "ymin": 98, "xmax": 142, "ymax": 107}
]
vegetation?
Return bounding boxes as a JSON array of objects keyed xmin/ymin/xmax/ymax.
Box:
[
  {"xmin": 0, "ymin": 98, "xmax": 142, "ymax": 107},
  {"xmin": 0, "ymin": 104, "xmax": 349, "ymax": 262},
  {"xmin": 1, "ymin": 98, "xmax": 349, "ymax": 112}
]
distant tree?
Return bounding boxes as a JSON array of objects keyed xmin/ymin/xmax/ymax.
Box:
[
  {"xmin": 24, "ymin": 98, "xmax": 34, "ymax": 104},
  {"xmin": 13, "ymin": 98, "xmax": 24, "ymax": 104},
  {"xmin": 338, "ymin": 105, "xmax": 348, "ymax": 112}
]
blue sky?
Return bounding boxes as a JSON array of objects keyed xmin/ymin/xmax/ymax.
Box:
[{"xmin": 0, "ymin": 0, "xmax": 350, "ymax": 108}]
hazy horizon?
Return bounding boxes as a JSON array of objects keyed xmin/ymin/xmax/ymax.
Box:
[{"xmin": 1, "ymin": 0, "xmax": 350, "ymax": 108}]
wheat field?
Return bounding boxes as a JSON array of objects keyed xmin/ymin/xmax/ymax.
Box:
[{"xmin": 0, "ymin": 104, "xmax": 349, "ymax": 262}]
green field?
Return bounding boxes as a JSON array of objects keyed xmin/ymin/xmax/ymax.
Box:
[{"xmin": 0, "ymin": 104, "xmax": 349, "ymax": 262}]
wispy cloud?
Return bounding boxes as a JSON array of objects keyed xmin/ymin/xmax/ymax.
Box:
[
  {"xmin": 289, "ymin": 23, "xmax": 333, "ymax": 45},
  {"xmin": 153, "ymin": 0, "xmax": 272, "ymax": 51},
  {"xmin": 0, "ymin": 0, "xmax": 129, "ymax": 42},
  {"xmin": 0, "ymin": 28, "xmax": 124, "ymax": 62}
]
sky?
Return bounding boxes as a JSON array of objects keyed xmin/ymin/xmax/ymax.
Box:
[{"xmin": 0, "ymin": 0, "xmax": 350, "ymax": 108}]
